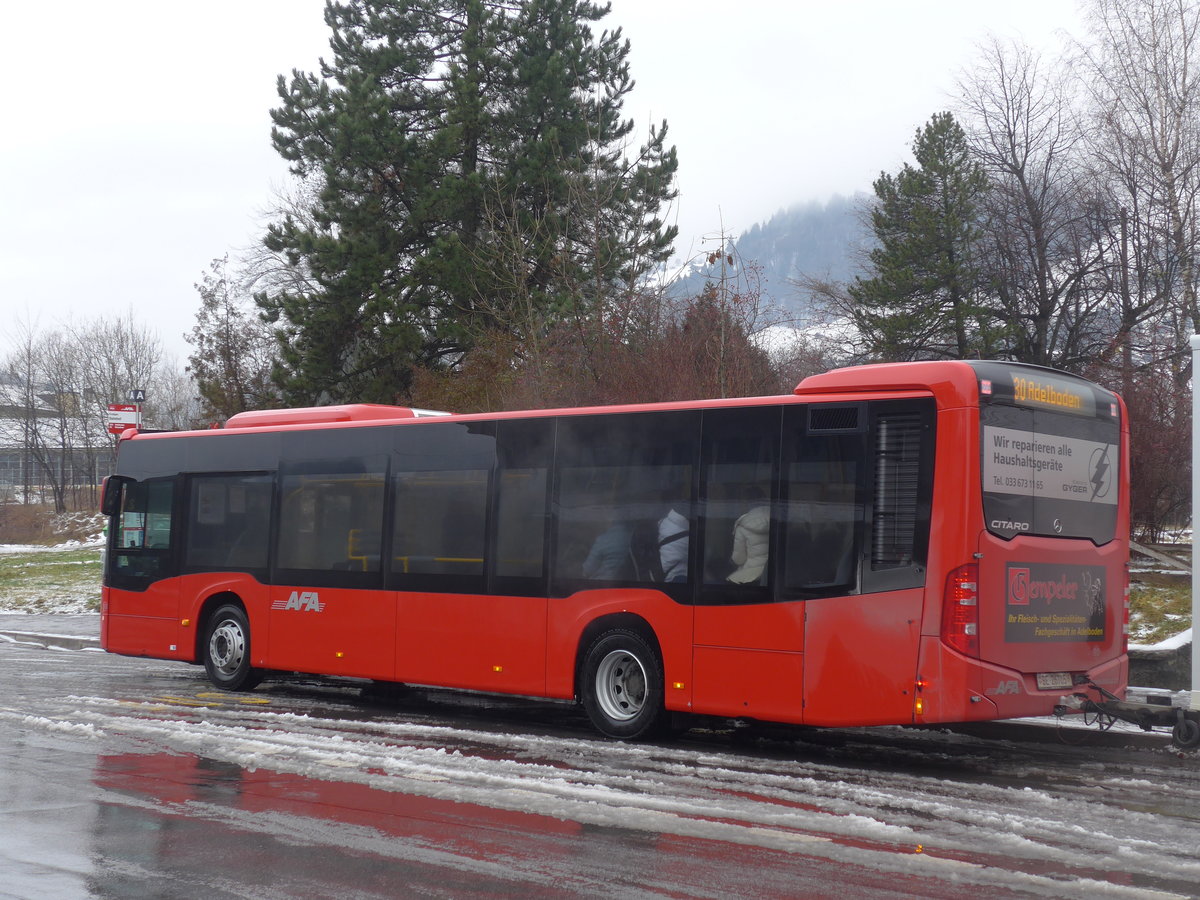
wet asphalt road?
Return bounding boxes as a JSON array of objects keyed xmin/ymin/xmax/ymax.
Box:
[{"xmin": 2, "ymin": 618, "xmax": 1199, "ymax": 899}]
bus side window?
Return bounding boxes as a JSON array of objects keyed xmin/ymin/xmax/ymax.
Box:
[
  {"xmin": 118, "ymin": 480, "xmax": 174, "ymax": 550},
  {"xmin": 861, "ymin": 401, "xmax": 934, "ymax": 593},
  {"xmin": 117, "ymin": 482, "xmax": 148, "ymax": 549},
  {"xmin": 494, "ymin": 467, "xmax": 547, "ymax": 578},
  {"xmin": 493, "ymin": 419, "xmax": 553, "ymax": 585},
  {"xmin": 111, "ymin": 478, "xmax": 175, "ymax": 584},
  {"xmin": 699, "ymin": 407, "xmax": 780, "ymax": 597},
  {"xmin": 183, "ymin": 474, "xmax": 273, "ymax": 572},
  {"xmin": 391, "ymin": 469, "xmax": 489, "ymax": 576},
  {"xmin": 552, "ymin": 411, "xmax": 698, "ymax": 592},
  {"xmin": 386, "ymin": 420, "xmax": 496, "ymax": 593},
  {"xmin": 276, "ymin": 467, "xmax": 386, "ymax": 585},
  {"xmin": 782, "ymin": 410, "xmax": 865, "ymax": 596},
  {"xmin": 784, "ymin": 465, "xmax": 860, "ymax": 591}
]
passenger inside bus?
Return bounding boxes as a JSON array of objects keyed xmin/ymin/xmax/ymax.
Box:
[
  {"xmin": 657, "ymin": 508, "xmax": 689, "ymax": 582},
  {"xmin": 582, "ymin": 519, "xmax": 635, "ymax": 580},
  {"xmin": 727, "ymin": 503, "xmax": 770, "ymax": 584}
]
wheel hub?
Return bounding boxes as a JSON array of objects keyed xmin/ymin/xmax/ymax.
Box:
[
  {"xmin": 594, "ymin": 649, "xmax": 647, "ymax": 722},
  {"xmin": 209, "ymin": 621, "xmax": 246, "ymax": 676}
]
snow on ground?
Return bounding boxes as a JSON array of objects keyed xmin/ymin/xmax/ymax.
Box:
[
  {"xmin": 1130, "ymin": 628, "xmax": 1194, "ymax": 653},
  {"xmin": 0, "ymin": 534, "xmax": 104, "ymax": 554},
  {"xmin": 22, "ymin": 689, "xmax": 1195, "ymax": 899},
  {"xmin": 2, "ymin": 542, "xmax": 87, "ymax": 555}
]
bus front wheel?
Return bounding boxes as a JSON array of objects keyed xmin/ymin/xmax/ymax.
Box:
[
  {"xmin": 581, "ymin": 629, "xmax": 667, "ymax": 740},
  {"xmin": 203, "ymin": 604, "xmax": 262, "ymax": 691}
]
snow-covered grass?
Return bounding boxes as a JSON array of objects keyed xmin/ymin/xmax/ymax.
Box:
[
  {"xmin": 0, "ymin": 541, "xmax": 103, "ymax": 613},
  {"xmin": 1128, "ymin": 571, "xmax": 1192, "ymax": 645}
]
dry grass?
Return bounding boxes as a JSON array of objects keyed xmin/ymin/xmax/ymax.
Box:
[{"xmin": 0, "ymin": 501, "xmax": 103, "ymax": 545}]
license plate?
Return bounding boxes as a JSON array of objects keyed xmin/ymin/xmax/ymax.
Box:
[{"xmin": 1036, "ymin": 671, "xmax": 1073, "ymax": 690}]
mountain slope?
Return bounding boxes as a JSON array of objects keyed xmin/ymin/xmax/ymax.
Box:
[{"xmin": 671, "ymin": 195, "xmax": 872, "ymax": 317}]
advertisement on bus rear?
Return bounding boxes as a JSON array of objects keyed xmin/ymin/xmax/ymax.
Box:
[
  {"xmin": 983, "ymin": 427, "xmax": 1116, "ymax": 507},
  {"xmin": 1004, "ymin": 562, "xmax": 1106, "ymax": 643}
]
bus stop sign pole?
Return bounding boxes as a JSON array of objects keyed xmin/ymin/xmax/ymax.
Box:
[{"xmin": 1191, "ymin": 334, "xmax": 1200, "ymax": 712}]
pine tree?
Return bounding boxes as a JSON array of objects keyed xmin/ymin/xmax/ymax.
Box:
[
  {"xmin": 257, "ymin": 0, "xmax": 678, "ymax": 404},
  {"xmin": 849, "ymin": 112, "xmax": 996, "ymax": 361}
]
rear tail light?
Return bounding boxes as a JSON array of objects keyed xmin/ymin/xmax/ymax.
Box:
[{"xmin": 942, "ymin": 564, "xmax": 979, "ymax": 657}]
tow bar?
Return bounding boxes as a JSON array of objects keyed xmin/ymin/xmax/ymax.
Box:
[{"xmin": 1056, "ymin": 678, "xmax": 1200, "ymax": 749}]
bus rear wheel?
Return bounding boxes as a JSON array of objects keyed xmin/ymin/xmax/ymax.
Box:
[
  {"xmin": 203, "ymin": 604, "xmax": 262, "ymax": 691},
  {"xmin": 581, "ymin": 629, "xmax": 667, "ymax": 740}
]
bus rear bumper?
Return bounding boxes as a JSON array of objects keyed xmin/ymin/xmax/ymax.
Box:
[{"xmin": 915, "ymin": 636, "xmax": 1128, "ymax": 724}]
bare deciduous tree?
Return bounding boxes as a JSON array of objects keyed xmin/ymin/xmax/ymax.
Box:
[
  {"xmin": 1077, "ymin": 0, "xmax": 1200, "ymax": 376},
  {"xmin": 187, "ymin": 256, "xmax": 279, "ymax": 422},
  {"xmin": 1070, "ymin": 0, "xmax": 1200, "ymax": 537},
  {"xmin": 2, "ymin": 312, "xmax": 193, "ymax": 511},
  {"xmin": 958, "ymin": 38, "xmax": 1113, "ymax": 370}
]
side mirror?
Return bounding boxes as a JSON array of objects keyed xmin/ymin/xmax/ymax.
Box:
[{"xmin": 100, "ymin": 475, "xmax": 128, "ymax": 517}]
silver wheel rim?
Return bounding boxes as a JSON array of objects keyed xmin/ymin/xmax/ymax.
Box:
[
  {"xmin": 594, "ymin": 649, "xmax": 647, "ymax": 722},
  {"xmin": 209, "ymin": 619, "xmax": 246, "ymax": 678}
]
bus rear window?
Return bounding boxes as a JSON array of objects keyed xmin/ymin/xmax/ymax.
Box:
[{"xmin": 980, "ymin": 402, "xmax": 1119, "ymax": 544}]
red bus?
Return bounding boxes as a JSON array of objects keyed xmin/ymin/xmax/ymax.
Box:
[{"xmin": 100, "ymin": 360, "xmax": 1128, "ymax": 739}]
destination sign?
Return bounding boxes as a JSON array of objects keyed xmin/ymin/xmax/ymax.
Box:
[
  {"xmin": 977, "ymin": 371, "xmax": 1097, "ymax": 417},
  {"xmin": 1010, "ymin": 373, "xmax": 1093, "ymax": 415}
]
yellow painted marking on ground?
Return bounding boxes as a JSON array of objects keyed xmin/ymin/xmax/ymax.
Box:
[{"xmin": 153, "ymin": 696, "xmax": 211, "ymax": 707}]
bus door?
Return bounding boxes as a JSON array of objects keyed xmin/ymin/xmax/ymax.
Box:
[
  {"xmin": 692, "ymin": 407, "xmax": 807, "ymax": 724},
  {"xmin": 797, "ymin": 400, "xmax": 935, "ymax": 727},
  {"xmin": 390, "ymin": 466, "xmax": 520, "ymax": 691},
  {"xmin": 390, "ymin": 420, "xmax": 549, "ymax": 697},
  {"xmin": 103, "ymin": 477, "xmax": 181, "ymax": 658},
  {"xmin": 975, "ymin": 381, "xmax": 1125, "ymax": 709}
]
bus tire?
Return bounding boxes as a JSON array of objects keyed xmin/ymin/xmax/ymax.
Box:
[
  {"xmin": 203, "ymin": 604, "xmax": 262, "ymax": 691},
  {"xmin": 581, "ymin": 629, "xmax": 667, "ymax": 740}
]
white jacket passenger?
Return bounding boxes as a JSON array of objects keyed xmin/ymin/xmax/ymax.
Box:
[{"xmin": 727, "ymin": 505, "xmax": 770, "ymax": 584}]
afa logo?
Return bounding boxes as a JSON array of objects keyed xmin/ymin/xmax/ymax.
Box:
[
  {"xmin": 985, "ymin": 679, "xmax": 1022, "ymax": 697},
  {"xmin": 271, "ymin": 590, "xmax": 325, "ymax": 612}
]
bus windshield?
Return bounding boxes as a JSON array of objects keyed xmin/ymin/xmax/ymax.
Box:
[{"xmin": 973, "ymin": 362, "xmax": 1120, "ymax": 544}]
